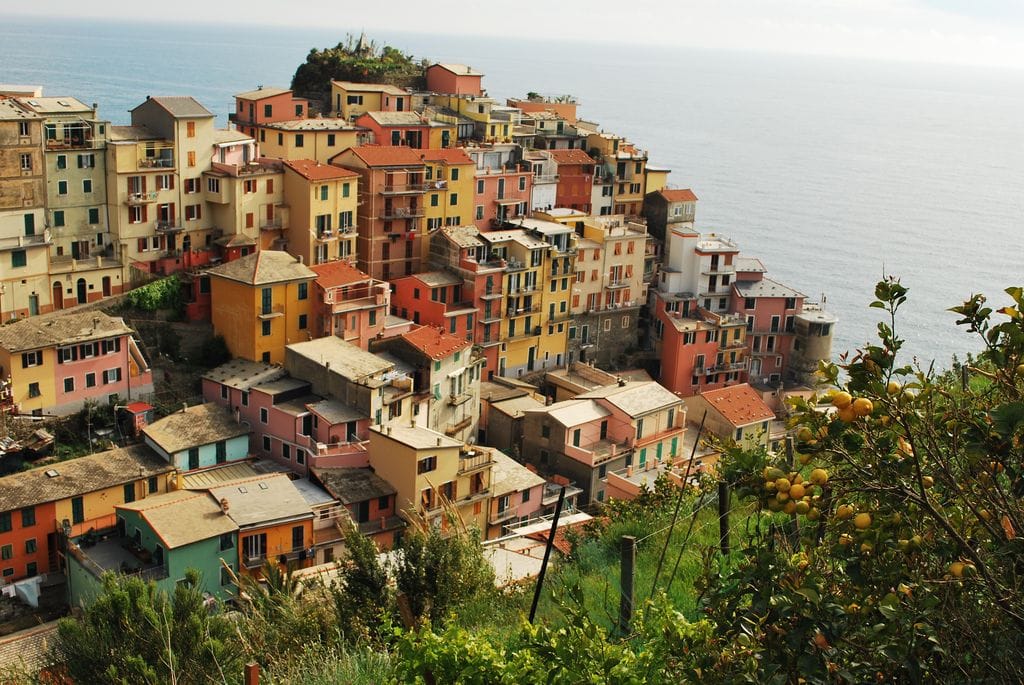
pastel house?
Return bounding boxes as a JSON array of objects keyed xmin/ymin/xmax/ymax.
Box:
[
  {"xmin": 142, "ymin": 403, "xmax": 250, "ymax": 471},
  {"xmin": 65, "ymin": 489, "xmax": 239, "ymax": 606}
]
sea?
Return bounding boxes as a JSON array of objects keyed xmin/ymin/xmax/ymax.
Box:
[{"xmin": 2, "ymin": 17, "xmax": 1022, "ymax": 370}]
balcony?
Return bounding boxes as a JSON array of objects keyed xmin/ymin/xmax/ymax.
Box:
[
  {"xmin": 504, "ymin": 326, "xmax": 542, "ymax": 342},
  {"xmin": 479, "ymin": 290, "xmax": 504, "ymax": 300},
  {"xmin": 379, "ymin": 206, "xmax": 425, "ymax": 220},
  {"xmin": 381, "ymin": 183, "xmax": 429, "ymax": 195},
  {"xmin": 126, "ymin": 191, "xmax": 158, "ymax": 205},
  {"xmin": 137, "ymin": 149, "xmax": 174, "ymax": 169},
  {"xmin": 316, "ymin": 229, "xmax": 337, "ymax": 241},
  {"xmin": 68, "ymin": 534, "xmax": 169, "ymax": 583},
  {"xmin": 605, "ymin": 279, "xmax": 629, "ymax": 290},
  {"xmin": 697, "ymin": 360, "xmax": 749, "ymax": 374},
  {"xmin": 243, "ymin": 548, "xmax": 307, "ymax": 569},
  {"xmin": 504, "ymin": 258, "xmax": 527, "ymax": 272},
  {"xmin": 541, "ymin": 481, "xmax": 584, "ymax": 507},
  {"xmin": 533, "ymin": 173, "xmax": 559, "ymax": 183},
  {"xmin": 258, "ymin": 303, "xmax": 285, "ymax": 319},
  {"xmin": 548, "ymin": 311, "xmax": 573, "ymax": 324},
  {"xmin": 357, "ymin": 515, "xmax": 406, "ymax": 535},
  {"xmin": 458, "ymin": 448, "xmax": 494, "ymax": 475},
  {"xmin": 480, "ymin": 310, "xmax": 503, "ymax": 324},
  {"xmin": 506, "ymin": 302, "xmax": 542, "ymax": 317},
  {"xmin": 261, "ymin": 217, "xmax": 285, "ymax": 231},
  {"xmin": 489, "ymin": 507, "xmax": 518, "ymax": 526},
  {"xmin": 445, "ymin": 415, "xmax": 473, "ymax": 436},
  {"xmin": 448, "ymin": 392, "xmax": 473, "ymax": 407}
]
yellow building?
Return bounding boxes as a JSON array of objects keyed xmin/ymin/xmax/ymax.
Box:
[
  {"xmin": 281, "ymin": 159, "xmax": 359, "ymax": 266},
  {"xmin": 203, "ymin": 159, "xmax": 285, "ymax": 254},
  {"xmin": 368, "ymin": 424, "xmax": 492, "ymax": 532},
  {"xmin": 428, "ymin": 94, "xmax": 519, "ymax": 143},
  {"xmin": 586, "ymin": 132, "xmax": 648, "ymax": 217},
  {"xmin": 644, "ymin": 164, "xmax": 671, "ymax": 195},
  {"xmin": 0, "ymin": 98, "xmax": 51, "ymax": 319},
  {"xmin": 255, "ymin": 120, "xmax": 368, "ymax": 164},
  {"xmin": 421, "ymin": 148, "xmax": 475, "ymax": 262},
  {"xmin": 477, "ymin": 223, "xmax": 576, "ymax": 378},
  {"xmin": 207, "ymin": 250, "xmax": 317, "ymax": 364},
  {"xmin": 331, "ymin": 81, "xmax": 411, "ymax": 121}
]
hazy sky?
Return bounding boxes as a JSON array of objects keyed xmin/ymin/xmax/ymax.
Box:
[{"xmin": 8, "ymin": 0, "xmax": 1024, "ymax": 68}]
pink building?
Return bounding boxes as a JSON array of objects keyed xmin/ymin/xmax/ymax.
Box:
[
  {"xmin": 202, "ymin": 359, "xmax": 370, "ymax": 477},
  {"xmin": 231, "ymin": 86, "xmax": 310, "ymax": 138},
  {"xmin": 488, "ymin": 450, "xmax": 545, "ymax": 538},
  {"xmin": 310, "ymin": 467, "xmax": 405, "ymax": 550},
  {"xmin": 389, "ymin": 270, "xmax": 474, "ymax": 339},
  {"xmin": 309, "ymin": 261, "xmax": 390, "ymax": 348},
  {"xmin": 0, "ymin": 310, "xmax": 154, "ymax": 416},
  {"xmin": 731, "ymin": 263, "xmax": 804, "ymax": 386},
  {"xmin": 473, "ymin": 167, "xmax": 532, "ymax": 230},
  {"xmin": 426, "ymin": 63, "xmax": 485, "ymax": 97}
]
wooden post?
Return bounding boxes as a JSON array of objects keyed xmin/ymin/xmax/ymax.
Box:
[
  {"xmin": 619, "ymin": 535, "xmax": 636, "ymax": 635},
  {"xmin": 529, "ymin": 485, "xmax": 565, "ymax": 624},
  {"xmin": 718, "ymin": 481, "xmax": 730, "ymax": 557},
  {"xmin": 244, "ymin": 662, "xmax": 259, "ymax": 685}
]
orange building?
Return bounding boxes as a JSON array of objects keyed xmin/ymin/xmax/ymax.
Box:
[
  {"xmin": 309, "ymin": 260, "xmax": 389, "ymax": 348},
  {"xmin": 330, "ymin": 146, "xmax": 428, "ymax": 281},
  {"xmin": 206, "ymin": 473, "xmax": 314, "ymax": 576}
]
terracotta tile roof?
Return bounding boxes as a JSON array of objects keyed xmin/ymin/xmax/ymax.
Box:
[
  {"xmin": 0, "ymin": 621, "xmax": 59, "ymax": 674},
  {"xmin": 332, "ymin": 80, "xmax": 408, "ymax": 96},
  {"xmin": 118, "ymin": 489, "xmax": 237, "ymax": 549},
  {"xmin": 0, "ymin": 310, "xmax": 134, "ymax": 352},
  {"xmin": 344, "ymin": 145, "xmax": 426, "ymax": 167},
  {"xmin": 400, "ymin": 325, "xmax": 470, "ymax": 361},
  {"xmin": 205, "ymin": 249, "xmax": 316, "ymax": 285},
  {"xmin": 311, "ymin": 260, "xmax": 373, "ymax": 288},
  {"xmin": 234, "ymin": 86, "xmax": 292, "ymax": 101},
  {"xmin": 283, "ymin": 159, "xmax": 359, "ymax": 182},
  {"xmin": 659, "ymin": 188, "xmax": 698, "ymax": 202},
  {"xmin": 137, "ymin": 96, "xmax": 214, "ymax": 118},
  {"xmin": 697, "ymin": 383, "xmax": 775, "ymax": 428},
  {"xmin": 0, "ymin": 445, "xmax": 174, "ymax": 512},
  {"xmin": 142, "ymin": 403, "xmax": 250, "ymax": 455},
  {"xmin": 421, "ymin": 148, "xmax": 474, "ymax": 165},
  {"xmin": 547, "ymin": 149, "xmax": 595, "ymax": 165}
]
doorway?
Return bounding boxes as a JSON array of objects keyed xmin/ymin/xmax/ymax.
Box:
[
  {"xmin": 52, "ymin": 281, "xmax": 63, "ymax": 310},
  {"xmin": 76, "ymin": 278, "xmax": 87, "ymax": 304}
]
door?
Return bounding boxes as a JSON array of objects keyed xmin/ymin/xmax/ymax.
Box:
[
  {"xmin": 52, "ymin": 282, "xmax": 63, "ymax": 310},
  {"xmin": 76, "ymin": 278, "xmax": 87, "ymax": 305},
  {"xmin": 527, "ymin": 346, "xmax": 536, "ymax": 372},
  {"xmin": 102, "ymin": 276, "xmax": 111, "ymax": 297},
  {"xmin": 28, "ymin": 294, "xmax": 38, "ymax": 316},
  {"xmin": 357, "ymin": 500, "xmax": 370, "ymax": 523},
  {"xmin": 670, "ymin": 437, "xmax": 678, "ymax": 459}
]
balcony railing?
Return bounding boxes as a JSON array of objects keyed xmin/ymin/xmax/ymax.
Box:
[
  {"xmin": 261, "ymin": 217, "xmax": 284, "ymax": 230},
  {"xmin": 243, "ymin": 548, "xmax": 307, "ymax": 569},
  {"xmin": 381, "ymin": 183, "xmax": 429, "ymax": 194},
  {"xmin": 258, "ymin": 303, "xmax": 285, "ymax": 319},
  {"xmin": 458, "ymin": 449, "xmax": 494, "ymax": 474},
  {"xmin": 155, "ymin": 220, "xmax": 183, "ymax": 232},
  {"xmin": 380, "ymin": 206, "xmax": 425, "ymax": 220},
  {"xmin": 489, "ymin": 508, "xmax": 518, "ymax": 526},
  {"xmin": 126, "ymin": 191, "xmax": 158, "ymax": 205},
  {"xmin": 605, "ymin": 279, "xmax": 629, "ymax": 289},
  {"xmin": 504, "ymin": 326, "xmax": 542, "ymax": 342},
  {"xmin": 506, "ymin": 302, "xmax": 542, "ymax": 317},
  {"xmin": 448, "ymin": 392, "xmax": 473, "ymax": 407}
]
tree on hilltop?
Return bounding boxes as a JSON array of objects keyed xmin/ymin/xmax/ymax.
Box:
[{"xmin": 290, "ymin": 34, "xmax": 427, "ymax": 111}]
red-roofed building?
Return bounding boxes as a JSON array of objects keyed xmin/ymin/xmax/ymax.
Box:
[
  {"xmin": 549, "ymin": 148, "xmax": 597, "ymax": 213},
  {"xmin": 331, "ymin": 146, "xmax": 429, "ymax": 281},
  {"xmin": 426, "ymin": 63, "xmax": 485, "ymax": 97},
  {"xmin": 642, "ymin": 188, "xmax": 699, "ymax": 243},
  {"xmin": 354, "ymin": 111, "xmax": 456, "ymax": 150},
  {"xmin": 389, "ymin": 270, "xmax": 475, "ymax": 340},
  {"xmin": 371, "ymin": 324, "xmax": 483, "ymax": 443},
  {"xmin": 310, "ymin": 261, "xmax": 390, "ymax": 349},
  {"xmin": 281, "ymin": 159, "xmax": 360, "ymax": 266},
  {"xmin": 685, "ymin": 383, "xmax": 776, "ymax": 449},
  {"xmin": 231, "ymin": 86, "xmax": 310, "ymax": 138}
]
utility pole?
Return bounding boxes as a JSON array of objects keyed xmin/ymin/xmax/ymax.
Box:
[
  {"xmin": 619, "ymin": 535, "xmax": 636, "ymax": 635},
  {"xmin": 718, "ymin": 481, "xmax": 731, "ymax": 557}
]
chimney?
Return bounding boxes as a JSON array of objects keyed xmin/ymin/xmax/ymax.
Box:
[
  {"xmin": 181, "ymin": 402, "xmax": 188, "ymax": 413},
  {"xmin": 617, "ymin": 377, "xmax": 626, "ymax": 387},
  {"xmin": 436, "ymin": 437, "xmax": 442, "ymax": 446},
  {"xmin": 219, "ymin": 498, "xmax": 230, "ymax": 512}
]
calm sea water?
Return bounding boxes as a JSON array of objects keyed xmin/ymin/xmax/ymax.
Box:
[{"xmin": 2, "ymin": 17, "xmax": 1022, "ymax": 369}]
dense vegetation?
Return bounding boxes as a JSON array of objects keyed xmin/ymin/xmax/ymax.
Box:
[
  {"xmin": 7, "ymin": 281, "xmax": 1023, "ymax": 683},
  {"xmin": 290, "ymin": 35, "xmax": 427, "ymax": 109}
]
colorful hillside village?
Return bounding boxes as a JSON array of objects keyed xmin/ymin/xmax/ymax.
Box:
[{"xmin": 0, "ymin": 66, "xmax": 836, "ymax": 616}]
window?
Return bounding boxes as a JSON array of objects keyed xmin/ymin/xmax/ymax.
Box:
[
  {"xmin": 297, "ymin": 449, "xmax": 306, "ymax": 465},
  {"xmin": 450, "ymin": 192, "xmax": 458, "ymax": 206},
  {"xmin": 18, "ymin": 121, "xmax": 30, "ymax": 137},
  {"xmin": 295, "ymin": 134, "xmax": 304, "ymax": 148},
  {"xmin": 28, "ymin": 383, "xmax": 40, "ymax": 398},
  {"xmin": 264, "ymin": 104, "xmax": 273, "ymax": 118},
  {"xmin": 148, "ymin": 476, "xmax": 158, "ymax": 494},
  {"xmin": 88, "ymin": 208, "xmax": 99, "ymax": 224},
  {"xmin": 636, "ymin": 418, "xmax": 644, "ymax": 439},
  {"xmin": 21, "ymin": 507, "xmax": 35, "ymax": 527},
  {"xmin": 85, "ymin": 373, "xmax": 96, "ymax": 388},
  {"xmin": 51, "ymin": 210, "xmax": 66, "ymax": 228},
  {"xmin": 298, "ymin": 282, "xmax": 308, "ymax": 300},
  {"xmin": 185, "ymin": 178, "xmax": 200, "ymax": 193},
  {"xmin": 0, "ymin": 513, "xmax": 10, "ymax": 533},
  {"xmin": 123, "ymin": 483, "xmax": 136, "ymax": 503},
  {"xmin": 430, "ymin": 193, "xmax": 439, "ymax": 207},
  {"xmin": 519, "ymin": 176, "xmax": 526, "ymax": 191},
  {"xmin": 11, "ymin": 250, "xmax": 27, "ymax": 268},
  {"xmin": 291, "ymin": 525, "xmax": 305, "ymax": 551},
  {"xmin": 298, "ymin": 314, "xmax": 308, "ymax": 330},
  {"xmin": 475, "ymin": 205, "xmax": 484, "ymax": 220},
  {"xmin": 185, "ymin": 204, "xmax": 201, "ymax": 221},
  {"xmin": 187, "ymin": 151, "xmax": 195, "ymax": 167},
  {"xmin": 262, "ymin": 320, "xmax": 271, "ymax": 336},
  {"xmin": 745, "ymin": 297, "xmax": 756, "ymax": 310},
  {"xmin": 262, "ymin": 435, "xmax": 271, "ymax": 451},
  {"xmin": 1, "ymin": 569, "xmax": 12, "ymax": 578},
  {"xmin": 215, "ymin": 441, "xmax": 227, "ymax": 463},
  {"xmin": 186, "ymin": 121, "xmax": 196, "ymax": 138},
  {"xmin": 220, "ymin": 532, "xmax": 234, "ymax": 551},
  {"xmin": 71, "ymin": 497, "xmax": 84, "ymax": 524},
  {"xmin": 572, "ymin": 428, "xmax": 581, "ymax": 447},
  {"xmin": 56, "ymin": 154, "xmax": 66, "ymax": 169},
  {"xmin": 206, "ymin": 177, "xmax": 220, "ymax": 193},
  {"xmin": 63, "ymin": 377, "xmax": 74, "ymax": 393},
  {"xmin": 260, "ymin": 408, "xmax": 269, "ymax": 424},
  {"xmin": 1, "ymin": 546, "xmax": 11, "ymax": 561},
  {"xmin": 20, "ymin": 154, "xmax": 32, "ymax": 171},
  {"xmin": 327, "ymin": 133, "xmax": 336, "ymax": 147},
  {"xmin": 57, "ymin": 180, "xmax": 68, "ymax": 196},
  {"xmin": 188, "ymin": 448, "xmax": 199, "ymax": 470},
  {"xmin": 25, "ymin": 539, "xmax": 36, "ymax": 554},
  {"xmin": 417, "ymin": 456, "xmax": 437, "ymax": 474}
]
